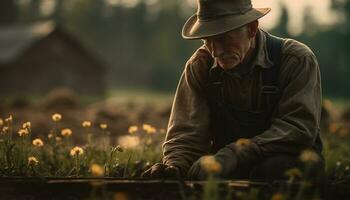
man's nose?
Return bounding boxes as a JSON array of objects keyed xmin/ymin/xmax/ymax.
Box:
[{"xmin": 212, "ymin": 42, "xmax": 225, "ymax": 58}]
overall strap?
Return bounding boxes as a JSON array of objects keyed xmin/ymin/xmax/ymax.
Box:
[{"xmin": 262, "ymin": 33, "xmax": 284, "ymax": 112}]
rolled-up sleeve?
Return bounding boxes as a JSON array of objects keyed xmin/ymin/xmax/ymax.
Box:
[
  {"xmin": 252, "ymin": 52, "xmax": 322, "ymax": 156},
  {"xmin": 162, "ymin": 56, "xmax": 212, "ymax": 175}
]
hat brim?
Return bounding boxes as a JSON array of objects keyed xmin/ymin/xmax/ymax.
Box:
[{"xmin": 182, "ymin": 8, "xmax": 271, "ymax": 40}]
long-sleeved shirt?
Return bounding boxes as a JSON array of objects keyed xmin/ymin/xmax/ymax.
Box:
[{"xmin": 162, "ymin": 29, "xmax": 322, "ymax": 176}]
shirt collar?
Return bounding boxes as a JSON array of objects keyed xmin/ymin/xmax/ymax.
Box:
[{"xmin": 208, "ymin": 29, "xmax": 274, "ymax": 76}]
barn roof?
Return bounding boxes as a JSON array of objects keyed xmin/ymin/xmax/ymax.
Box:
[
  {"xmin": 0, "ymin": 21, "xmax": 55, "ymax": 63},
  {"xmin": 0, "ymin": 21, "xmax": 107, "ymax": 71}
]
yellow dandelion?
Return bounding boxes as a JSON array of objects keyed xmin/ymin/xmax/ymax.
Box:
[
  {"xmin": 52, "ymin": 113, "xmax": 62, "ymax": 122},
  {"xmin": 328, "ymin": 123, "xmax": 339, "ymax": 134},
  {"xmin": 2, "ymin": 126, "xmax": 9, "ymax": 133},
  {"xmin": 100, "ymin": 123, "xmax": 108, "ymax": 130},
  {"xmin": 82, "ymin": 121, "xmax": 92, "ymax": 128},
  {"xmin": 118, "ymin": 136, "xmax": 140, "ymax": 150},
  {"xmin": 200, "ymin": 155, "xmax": 222, "ymax": 173},
  {"xmin": 142, "ymin": 124, "xmax": 151, "ymax": 131},
  {"xmin": 18, "ymin": 129, "xmax": 29, "ymax": 137},
  {"xmin": 28, "ymin": 156, "xmax": 39, "ymax": 166},
  {"xmin": 271, "ymin": 192, "xmax": 284, "ymax": 200},
  {"xmin": 0, "ymin": 118, "xmax": 3, "ymax": 126},
  {"xmin": 5, "ymin": 115, "xmax": 13, "ymax": 123},
  {"xmin": 285, "ymin": 168, "xmax": 302, "ymax": 179},
  {"xmin": 61, "ymin": 128, "xmax": 73, "ymax": 137},
  {"xmin": 32, "ymin": 138, "xmax": 44, "ymax": 147},
  {"xmin": 70, "ymin": 146, "xmax": 84, "ymax": 156},
  {"xmin": 22, "ymin": 121, "xmax": 31, "ymax": 129},
  {"xmin": 90, "ymin": 164, "xmax": 104, "ymax": 176},
  {"xmin": 56, "ymin": 136, "xmax": 62, "ymax": 143},
  {"xmin": 142, "ymin": 124, "xmax": 156, "ymax": 134},
  {"xmin": 48, "ymin": 133, "xmax": 54, "ymax": 139},
  {"xmin": 300, "ymin": 149, "xmax": 319, "ymax": 163},
  {"xmin": 128, "ymin": 125, "xmax": 138, "ymax": 134}
]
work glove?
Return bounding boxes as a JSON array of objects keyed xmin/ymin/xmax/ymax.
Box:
[
  {"xmin": 187, "ymin": 143, "xmax": 238, "ymax": 180},
  {"xmin": 141, "ymin": 163, "xmax": 181, "ymax": 179}
]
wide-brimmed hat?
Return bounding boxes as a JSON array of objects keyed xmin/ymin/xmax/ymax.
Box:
[{"xmin": 182, "ymin": 0, "xmax": 271, "ymax": 40}]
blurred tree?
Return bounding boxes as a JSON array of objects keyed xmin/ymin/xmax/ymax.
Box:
[{"xmin": 0, "ymin": 0, "xmax": 18, "ymax": 25}]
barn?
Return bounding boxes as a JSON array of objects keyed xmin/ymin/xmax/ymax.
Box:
[{"xmin": 0, "ymin": 21, "xmax": 107, "ymax": 97}]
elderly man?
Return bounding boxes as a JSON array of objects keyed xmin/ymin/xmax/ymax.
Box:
[{"xmin": 142, "ymin": 0, "xmax": 324, "ymax": 181}]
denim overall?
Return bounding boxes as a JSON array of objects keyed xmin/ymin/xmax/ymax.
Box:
[{"xmin": 206, "ymin": 33, "xmax": 323, "ymax": 155}]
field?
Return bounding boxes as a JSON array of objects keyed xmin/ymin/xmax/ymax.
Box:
[{"xmin": 1, "ymin": 89, "xmax": 350, "ymax": 200}]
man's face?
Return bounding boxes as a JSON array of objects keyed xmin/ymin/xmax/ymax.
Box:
[{"xmin": 202, "ymin": 25, "xmax": 255, "ymax": 70}]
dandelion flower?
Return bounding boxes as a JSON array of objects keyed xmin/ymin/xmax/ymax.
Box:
[
  {"xmin": 28, "ymin": 156, "xmax": 39, "ymax": 166},
  {"xmin": 22, "ymin": 122, "xmax": 31, "ymax": 129},
  {"xmin": 142, "ymin": 124, "xmax": 156, "ymax": 134},
  {"xmin": 18, "ymin": 129, "xmax": 29, "ymax": 137},
  {"xmin": 271, "ymin": 193, "xmax": 284, "ymax": 200},
  {"xmin": 2, "ymin": 126, "xmax": 9, "ymax": 133},
  {"xmin": 5, "ymin": 115, "xmax": 13, "ymax": 123},
  {"xmin": 70, "ymin": 146, "xmax": 84, "ymax": 156},
  {"xmin": 52, "ymin": 113, "xmax": 62, "ymax": 122},
  {"xmin": 118, "ymin": 136, "xmax": 140, "ymax": 150},
  {"xmin": 300, "ymin": 149, "xmax": 319, "ymax": 163},
  {"xmin": 100, "ymin": 123, "xmax": 108, "ymax": 130},
  {"xmin": 82, "ymin": 121, "xmax": 92, "ymax": 128},
  {"xmin": 0, "ymin": 118, "xmax": 3, "ymax": 126},
  {"xmin": 61, "ymin": 128, "xmax": 73, "ymax": 137},
  {"xmin": 200, "ymin": 155, "xmax": 222, "ymax": 173},
  {"xmin": 32, "ymin": 138, "xmax": 44, "ymax": 147},
  {"xmin": 285, "ymin": 168, "xmax": 302, "ymax": 179},
  {"xmin": 48, "ymin": 133, "xmax": 54, "ymax": 139},
  {"xmin": 90, "ymin": 164, "xmax": 104, "ymax": 176},
  {"xmin": 128, "ymin": 125, "xmax": 138, "ymax": 134},
  {"xmin": 56, "ymin": 136, "xmax": 62, "ymax": 143}
]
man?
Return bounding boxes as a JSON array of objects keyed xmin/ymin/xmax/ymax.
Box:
[{"xmin": 142, "ymin": 0, "xmax": 324, "ymax": 181}]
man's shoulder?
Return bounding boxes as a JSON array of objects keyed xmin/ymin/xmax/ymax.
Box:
[
  {"xmin": 184, "ymin": 46, "xmax": 213, "ymax": 84},
  {"xmin": 281, "ymin": 37, "xmax": 316, "ymax": 58},
  {"xmin": 187, "ymin": 45, "xmax": 214, "ymax": 68}
]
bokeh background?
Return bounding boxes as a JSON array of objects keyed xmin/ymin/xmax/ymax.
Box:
[
  {"xmin": 0, "ymin": 0, "xmax": 349, "ymax": 141},
  {"xmin": 0, "ymin": 0, "xmax": 349, "ymax": 95}
]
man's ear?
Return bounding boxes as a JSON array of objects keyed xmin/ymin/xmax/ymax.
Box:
[{"xmin": 247, "ymin": 20, "xmax": 259, "ymax": 38}]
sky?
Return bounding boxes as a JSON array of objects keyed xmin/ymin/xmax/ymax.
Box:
[{"xmin": 252, "ymin": 0, "xmax": 340, "ymax": 35}]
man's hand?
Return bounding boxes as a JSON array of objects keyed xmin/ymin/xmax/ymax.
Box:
[
  {"xmin": 141, "ymin": 163, "xmax": 181, "ymax": 179},
  {"xmin": 188, "ymin": 143, "xmax": 239, "ymax": 180}
]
